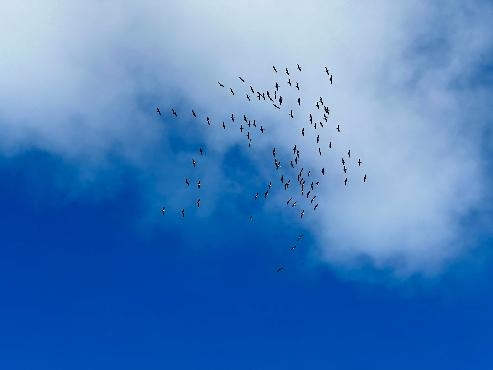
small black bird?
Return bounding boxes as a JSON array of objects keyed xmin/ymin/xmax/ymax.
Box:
[
  {"xmin": 314, "ymin": 204, "xmax": 319, "ymax": 211},
  {"xmin": 297, "ymin": 234, "xmax": 304, "ymax": 241},
  {"xmin": 264, "ymin": 190, "xmax": 269, "ymax": 199},
  {"xmin": 222, "ymin": 121, "xmax": 226, "ymax": 129},
  {"xmin": 344, "ymin": 177, "xmax": 348, "ymax": 186},
  {"xmin": 321, "ymin": 167, "xmax": 325, "ymax": 175},
  {"xmin": 325, "ymin": 66, "xmax": 329, "ymax": 75},
  {"xmin": 260, "ymin": 126, "xmax": 264, "ymax": 133},
  {"xmin": 279, "ymin": 96, "xmax": 283, "ymax": 105},
  {"xmin": 273, "ymin": 66, "xmax": 278, "ymax": 73},
  {"xmin": 317, "ymin": 134, "xmax": 320, "ymax": 143},
  {"xmin": 246, "ymin": 94, "xmax": 251, "ymax": 101},
  {"xmin": 275, "ymin": 82, "xmax": 279, "ymax": 91},
  {"xmin": 297, "ymin": 97, "xmax": 301, "ymax": 106},
  {"xmin": 185, "ymin": 178, "xmax": 190, "ymax": 186},
  {"xmin": 250, "ymin": 86, "xmax": 255, "ymax": 93},
  {"xmin": 348, "ymin": 149, "xmax": 351, "ymax": 158},
  {"xmin": 197, "ymin": 198, "xmax": 201, "ymax": 207},
  {"xmin": 230, "ymin": 88, "xmax": 234, "ymax": 95},
  {"xmin": 172, "ymin": 108, "xmax": 177, "ymax": 117},
  {"xmin": 358, "ymin": 159, "xmax": 362, "ymax": 166},
  {"xmin": 309, "ymin": 114, "xmax": 313, "ymax": 124},
  {"xmin": 297, "ymin": 64, "xmax": 301, "ymax": 71},
  {"xmin": 240, "ymin": 125, "xmax": 243, "ymax": 132},
  {"xmin": 206, "ymin": 116, "xmax": 210, "ymax": 125},
  {"xmin": 364, "ymin": 174, "xmax": 367, "ymax": 182},
  {"xmin": 181, "ymin": 208, "xmax": 185, "ymax": 218},
  {"xmin": 192, "ymin": 159, "xmax": 196, "ymax": 167},
  {"xmin": 218, "ymin": 82, "xmax": 224, "ymax": 87},
  {"xmin": 293, "ymin": 145, "xmax": 297, "ymax": 154},
  {"xmin": 161, "ymin": 207, "xmax": 166, "ymax": 215},
  {"xmin": 199, "ymin": 148, "xmax": 203, "ymax": 155},
  {"xmin": 319, "ymin": 147, "xmax": 322, "ymax": 156},
  {"xmin": 287, "ymin": 197, "xmax": 292, "ymax": 205},
  {"xmin": 192, "ymin": 109, "xmax": 196, "ymax": 117},
  {"xmin": 291, "ymin": 245, "xmax": 297, "ymax": 251},
  {"xmin": 296, "ymin": 82, "xmax": 299, "ymax": 90},
  {"xmin": 231, "ymin": 114, "xmax": 234, "ymax": 122},
  {"xmin": 316, "ymin": 102, "xmax": 320, "ymax": 109},
  {"xmin": 301, "ymin": 128, "xmax": 305, "ymax": 136},
  {"xmin": 273, "ymin": 104, "xmax": 280, "ymax": 109},
  {"xmin": 310, "ymin": 195, "xmax": 316, "ymax": 204},
  {"xmin": 343, "ymin": 166, "xmax": 347, "ymax": 174},
  {"xmin": 197, "ymin": 180, "xmax": 201, "ymax": 189},
  {"xmin": 300, "ymin": 210, "xmax": 305, "ymax": 219},
  {"xmin": 289, "ymin": 110, "xmax": 293, "ymax": 118},
  {"xmin": 329, "ymin": 141, "xmax": 332, "ymax": 149},
  {"xmin": 336, "ymin": 124, "xmax": 340, "ymax": 132},
  {"xmin": 342, "ymin": 158, "xmax": 345, "ymax": 165},
  {"xmin": 285, "ymin": 67, "xmax": 289, "ymax": 75},
  {"xmin": 330, "ymin": 74, "xmax": 333, "ymax": 84},
  {"xmin": 255, "ymin": 192, "xmax": 259, "ymax": 200},
  {"xmin": 239, "ymin": 77, "xmax": 245, "ymax": 82},
  {"xmin": 156, "ymin": 107, "xmax": 162, "ymax": 116},
  {"xmin": 288, "ymin": 78, "xmax": 292, "ymax": 86},
  {"xmin": 276, "ymin": 266, "xmax": 284, "ymax": 273}
]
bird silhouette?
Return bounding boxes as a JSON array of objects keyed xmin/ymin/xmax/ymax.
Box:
[
  {"xmin": 285, "ymin": 67, "xmax": 289, "ymax": 75},
  {"xmin": 314, "ymin": 204, "xmax": 319, "ymax": 211},
  {"xmin": 156, "ymin": 107, "xmax": 162, "ymax": 116},
  {"xmin": 161, "ymin": 207, "xmax": 166, "ymax": 215},
  {"xmin": 358, "ymin": 159, "xmax": 362, "ymax": 166},
  {"xmin": 240, "ymin": 125, "xmax": 244, "ymax": 132},
  {"xmin": 222, "ymin": 121, "xmax": 226, "ymax": 129},
  {"xmin": 192, "ymin": 159, "xmax": 196, "ymax": 167},
  {"xmin": 296, "ymin": 82, "xmax": 299, "ymax": 90},
  {"xmin": 336, "ymin": 124, "xmax": 340, "ymax": 132},
  {"xmin": 231, "ymin": 114, "xmax": 234, "ymax": 122},
  {"xmin": 192, "ymin": 109, "xmax": 197, "ymax": 117},
  {"xmin": 342, "ymin": 158, "xmax": 345, "ymax": 165},
  {"xmin": 291, "ymin": 245, "xmax": 297, "ymax": 251},
  {"xmin": 246, "ymin": 94, "xmax": 251, "ymax": 101},
  {"xmin": 276, "ymin": 266, "xmax": 284, "ymax": 272},
  {"xmin": 321, "ymin": 167, "xmax": 325, "ymax": 175},
  {"xmin": 329, "ymin": 75, "xmax": 333, "ymax": 84},
  {"xmin": 297, "ymin": 97, "xmax": 301, "ymax": 106},
  {"xmin": 344, "ymin": 178, "xmax": 348, "ymax": 186},
  {"xmin": 325, "ymin": 66, "xmax": 329, "ymax": 75},
  {"xmin": 230, "ymin": 88, "xmax": 234, "ymax": 95},
  {"xmin": 199, "ymin": 148, "xmax": 203, "ymax": 155},
  {"xmin": 196, "ymin": 199, "xmax": 201, "ymax": 207},
  {"xmin": 185, "ymin": 178, "xmax": 190, "ymax": 186},
  {"xmin": 172, "ymin": 108, "xmax": 177, "ymax": 117},
  {"xmin": 301, "ymin": 128, "xmax": 305, "ymax": 136},
  {"xmin": 288, "ymin": 79, "xmax": 292, "ymax": 86},
  {"xmin": 329, "ymin": 141, "xmax": 332, "ymax": 149},
  {"xmin": 273, "ymin": 66, "xmax": 278, "ymax": 73},
  {"xmin": 348, "ymin": 149, "xmax": 351, "ymax": 158},
  {"xmin": 239, "ymin": 77, "xmax": 245, "ymax": 83},
  {"xmin": 300, "ymin": 210, "xmax": 305, "ymax": 219},
  {"xmin": 289, "ymin": 110, "xmax": 294, "ymax": 118},
  {"xmin": 260, "ymin": 126, "xmax": 264, "ymax": 133},
  {"xmin": 218, "ymin": 82, "xmax": 224, "ymax": 87},
  {"xmin": 197, "ymin": 180, "xmax": 201, "ymax": 189},
  {"xmin": 250, "ymin": 86, "xmax": 255, "ymax": 93},
  {"xmin": 181, "ymin": 208, "xmax": 185, "ymax": 217},
  {"xmin": 364, "ymin": 174, "xmax": 367, "ymax": 182}
]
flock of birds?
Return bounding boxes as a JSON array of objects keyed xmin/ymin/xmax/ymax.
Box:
[{"xmin": 156, "ymin": 65, "xmax": 367, "ymax": 273}]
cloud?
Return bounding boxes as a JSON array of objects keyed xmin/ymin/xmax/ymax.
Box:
[{"xmin": 1, "ymin": 0, "xmax": 492, "ymax": 276}]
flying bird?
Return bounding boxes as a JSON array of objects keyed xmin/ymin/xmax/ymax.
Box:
[
  {"xmin": 240, "ymin": 125, "xmax": 244, "ymax": 132},
  {"xmin": 192, "ymin": 159, "xmax": 196, "ymax": 167},
  {"xmin": 358, "ymin": 159, "xmax": 362, "ymax": 166},
  {"xmin": 287, "ymin": 197, "xmax": 292, "ymax": 205},
  {"xmin": 329, "ymin": 141, "xmax": 332, "ymax": 149},
  {"xmin": 196, "ymin": 199, "xmax": 201, "ymax": 207},
  {"xmin": 231, "ymin": 114, "xmax": 235, "ymax": 122},
  {"xmin": 197, "ymin": 180, "xmax": 201, "ymax": 189},
  {"xmin": 364, "ymin": 174, "xmax": 367, "ymax": 182},
  {"xmin": 297, "ymin": 64, "xmax": 301, "ymax": 71},
  {"xmin": 273, "ymin": 65, "xmax": 278, "ymax": 72},
  {"xmin": 297, "ymin": 234, "xmax": 304, "ymax": 241},
  {"xmin": 185, "ymin": 178, "xmax": 190, "ymax": 186},
  {"xmin": 288, "ymin": 79, "xmax": 292, "ymax": 86},
  {"xmin": 156, "ymin": 107, "xmax": 162, "ymax": 116},
  {"xmin": 289, "ymin": 110, "xmax": 293, "ymax": 118},
  {"xmin": 342, "ymin": 157, "xmax": 345, "ymax": 165},
  {"xmin": 181, "ymin": 208, "xmax": 185, "ymax": 218},
  {"xmin": 276, "ymin": 266, "xmax": 284, "ymax": 273},
  {"xmin": 295, "ymin": 82, "xmax": 299, "ymax": 90},
  {"xmin": 192, "ymin": 109, "xmax": 197, "ymax": 117},
  {"xmin": 171, "ymin": 108, "xmax": 177, "ymax": 117},
  {"xmin": 300, "ymin": 210, "xmax": 305, "ymax": 219},
  {"xmin": 348, "ymin": 149, "xmax": 351, "ymax": 158},
  {"xmin": 297, "ymin": 97, "xmax": 301, "ymax": 106},
  {"xmin": 301, "ymin": 128, "xmax": 305, "ymax": 136},
  {"xmin": 313, "ymin": 204, "xmax": 319, "ymax": 211},
  {"xmin": 255, "ymin": 192, "xmax": 259, "ymax": 200},
  {"xmin": 260, "ymin": 126, "xmax": 264, "ymax": 133},
  {"xmin": 250, "ymin": 86, "xmax": 255, "ymax": 93},
  {"xmin": 246, "ymin": 94, "xmax": 251, "ymax": 101},
  {"xmin": 239, "ymin": 76, "xmax": 245, "ymax": 82},
  {"xmin": 285, "ymin": 67, "xmax": 289, "ymax": 75},
  {"xmin": 321, "ymin": 167, "xmax": 325, "ymax": 175},
  {"xmin": 344, "ymin": 177, "xmax": 348, "ymax": 186},
  {"xmin": 218, "ymin": 82, "xmax": 224, "ymax": 87},
  {"xmin": 329, "ymin": 74, "xmax": 333, "ymax": 84},
  {"xmin": 222, "ymin": 121, "xmax": 226, "ymax": 129},
  {"xmin": 325, "ymin": 66, "xmax": 329, "ymax": 75},
  {"xmin": 161, "ymin": 207, "xmax": 166, "ymax": 215},
  {"xmin": 230, "ymin": 88, "xmax": 234, "ymax": 95},
  {"xmin": 199, "ymin": 148, "xmax": 204, "ymax": 155},
  {"xmin": 291, "ymin": 245, "xmax": 297, "ymax": 251},
  {"xmin": 310, "ymin": 195, "xmax": 316, "ymax": 204}
]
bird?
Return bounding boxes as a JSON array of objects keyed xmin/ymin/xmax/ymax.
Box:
[
  {"xmin": 250, "ymin": 86, "xmax": 255, "ymax": 93},
  {"xmin": 275, "ymin": 82, "xmax": 279, "ymax": 91},
  {"xmin": 230, "ymin": 88, "xmax": 234, "ymax": 95},
  {"xmin": 273, "ymin": 66, "xmax": 278, "ymax": 73},
  {"xmin": 181, "ymin": 208, "xmax": 185, "ymax": 217},
  {"xmin": 172, "ymin": 108, "xmax": 177, "ymax": 117},
  {"xmin": 325, "ymin": 66, "xmax": 329, "ymax": 75},
  {"xmin": 291, "ymin": 245, "xmax": 297, "ymax": 251},
  {"xmin": 192, "ymin": 159, "xmax": 196, "ymax": 167},
  {"xmin": 329, "ymin": 74, "xmax": 333, "ymax": 84},
  {"xmin": 321, "ymin": 168, "xmax": 325, "ymax": 175},
  {"xmin": 285, "ymin": 67, "xmax": 289, "ymax": 75},
  {"xmin": 288, "ymin": 79, "xmax": 292, "ymax": 86},
  {"xmin": 246, "ymin": 94, "xmax": 251, "ymax": 101},
  {"xmin": 260, "ymin": 126, "xmax": 264, "ymax": 133},
  {"xmin": 342, "ymin": 157, "xmax": 345, "ymax": 165},
  {"xmin": 273, "ymin": 104, "xmax": 280, "ymax": 109},
  {"xmin": 268, "ymin": 181, "xmax": 272, "ymax": 189},
  {"xmin": 240, "ymin": 125, "xmax": 244, "ymax": 132},
  {"xmin": 192, "ymin": 109, "xmax": 197, "ymax": 117},
  {"xmin": 243, "ymin": 114, "xmax": 247, "ymax": 122},
  {"xmin": 310, "ymin": 195, "xmax": 316, "ymax": 204},
  {"xmin": 329, "ymin": 141, "xmax": 332, "ymax": 149},
  {"xmin": 197, "ymin": 180, "xmax": 201, "ymax": 189},
  {"xmin": 348, "ymin": 149, "xmax": 351, "ymax": 158},
  {"xmin": 289, "ymin": 110, "xmax": 293, "ymax": 118},
  {"xmin": 301, "ymin": 128, "xmax": 305, "ymax": 136},
  {"xmin": 156, "ymin": 107, "xmax": 162, "ymax": 116},
  {"xmin": 364, "ymin": 174, "xmax": 367, "ymax": 182},
  {"xmin": 257, "ymin": 91, "xmax": 261, "ymax": 100},
  {"xmin": 343, "ymin": 166, "xmax": 347, "ymax": 174},
  {"xmin": 297, "ymin": 97, "xmax": 301, "ymax": 106},
  {"xmin": 196, "ymin": 199, "xmax": 201, "ymax": 207},
  {"xmin": 218, "ymin": 82, "xmax": 224, "ymax": 87},
  {"xmin": 300, "ymin": 210, "xmax": 305, "ymax": 219},
  {"xmin": 318, "ymin": 147, "xmax": 322, "ymax": 156},
  {"xmin": 276, "ymin": 266, "xmax": 284, "ymax": 273},
  {"xmin": 358, "ymin": 159, "xmax": 362, "ymax": 166},
  {"xmin": 291, "ymin": 161, "xmax": 294, "ymax": 168},
  {"xmin": 280, "ymin": 175, "xmax": 284, "ymax": 183},
  {"xmin": 255, "ymin": 192, "xmax": 259, "ymax": 200},
  {"xmin": 320, "ymin": 97, "xmax": 323, "ymax": 104},
  {"xmin": 279, "ymin": 96, "xmax": 283, "ymax": 105},
  {"xmin": 316, "ymin": 102, "xmax": 320, "ymax": 109},
  {"xmin": 287, "ymin": 197, "xmax": 292, "ymax": 205},
  {"xmin": 199, "ymin": 148, "xmax": 204, "ymax": 155},
  {"xmin": 344, "ymin": 177, "xmax": 348, "ymax": 186},
  {"xmin": 264, "ymin": 190, "xmax": 269, "ymax": 199},
  {"xmin": 297, "ymin": 234, "xmax": 304, "ymax": 241},
  {"xmin": 296, "ymin": 82, "xmax": 299, "ymax": 90},
  {"xmin": 297, "ymin": 64, "xmax": 302, "ymax": 71},
  {"xmin": 249, "ymin": 215, "xmax": 254, "ymax": 222},
  {"xmin": 293, "ymin": 145, "xmax": 297, "ymax": 154},
  {"xmin": 314, "ymin": 204, "xmax": 319, "ymax": 211},
  {"xmin": 307, "ymin": 170, "xmax": 311, "ymax": 176},
  {"xmin": 291, "ymin": 201, "xmax": 297, "ymax": 208},
  {"xmin": 222, "ymin": 121, "xmax": 226, "ymax": 129},
  {"xmin": 185, "ymin": 178, "xmax": 190, "ymax": 186},
  {"xmin": 206, "ymin": 116, "xmax": 210, "ymax": 125},
  {"xmin": 317, "ymin": 134, "xmax": 320, "ymax": 143},
  {"xmin": 309, "ymin": 114, "xmax": 313, "ymax": 124},
  {"xmin": 231, "ymin": 114, "xmax": 235, "ymax": 122},
  {"xmin": 239, "ymin": 76, "xmax": 245, "ymax": 82},
  {"xmin": 161, "ymin": 207, "xmax": 166, "ymax": 215}
]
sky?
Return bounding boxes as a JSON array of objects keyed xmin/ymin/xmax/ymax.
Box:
[{"xmin": 1, "ymin": 1, "xmax": 493, "ymax": 369}]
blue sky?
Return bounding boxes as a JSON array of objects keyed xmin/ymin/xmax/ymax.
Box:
[{"xmin": 1, "ymin": 1, "xmax": 493, "ymax": 369}]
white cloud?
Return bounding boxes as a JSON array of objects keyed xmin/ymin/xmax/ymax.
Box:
[{"xmin": 1, "ymin": 0, "xmax": 492, "ymax": 276}]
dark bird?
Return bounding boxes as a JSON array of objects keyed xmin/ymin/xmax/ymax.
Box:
[
  {"xmin": 294, "ymin": 157, "xmax": 298, "ymax": 165},
  {"xmin": 297, "ymin": 97, "xmax": 301, "ymax": 106},
  {"xmin": 320, "ymin": 97, "xmax": 323, "ymax": 104},
  {"xmin": 301, "ymin": 128, "xmax": 305, "ymax": 136},
  {"xmin": 329, "ymin": 141, "xmax": 332, "ymax": 149},
  {"xmin": 364, "ymin": 174, "xmax": 367, "ymax": 182},
  {"xmin": 196, "ymin": 198, "xmax": 201, "ymax": 207},
  {"xmin": 250, "ymin": 86, "xmax": 255, "ymax": 93},
  {"xmin": 314, "ymin": 204, "xmax": 319, "ymax": 211},
  {"xmin": 230, "ymin": 88, "xmax": 234, "ymax": 95},
  {"xmin": 246, "ymin": 94, "xmax": 251, "ymax": 101},
  {"xmin": 344, "ymin": 177, "xmax": 348, "ymax": 186},
  {"xmin": 317, "ymin": 134, "xmax": 320, "ymax": 143},
  {"xmin": 161, "ymin": 207, "xmax": 166, "ymax": 215},
  {"xmin": 336, "ymin": 124, "xmax": 340, "ymax": 132},
  {"xmin": 316, "ymin": 102, "xmax": 320, "ymax": 110},
  {"xmin": 286, "ymin": 67, "xmax": 289, "ymax": 75},
  {"xmin": 300, "ymin": 210, "xmax": 305, "ymax": 219},
  {"xmin": 320, "ymin": 121, "xmax": 324, "ymax": 128},
  {"xmin": 297, "ymin": 234, "xmax": 304, "ymax": 241},
  {"xmin": 310, "ymin": 181, "xmax": 314, "ymax": 191},
  {"xmin": 192, "ymin": 109, "xmax": 197, "ymax": 117},
  {"xmin": 268, "ymin": 181, "xmax": 272, "ymax": 189},
  {"xmin": 276, "ymin": 266, "xmax": 284, "ymax": 273},
  {"xmin": 319, "ymin": 147, "xmax": 322, "ymax": 156},
  {"xmin": 281, "ymin": 175, "xmax": 284, "ymax": 183},
  {"xmin": 156, "ymin": 107, "xmax": 162, "ymax": 116},
  {"xmin": 264, "ymin": 190, "xmax": 269, "ymax": 199},
  {"xmin": 257, "ymin": 91, "xmax": 261, "ymax": 100},
  {"xmin": 325, "ymin": 66, "xmax": 329, "ymax": 75},
  {"xmin": 181, "ymin": 208, "xmax": 185, "ymax": 218},
  {"xmin": 243, "ymin": 114, "xmax": 247, "ymax": 122},
  {"xmin": 358, "ymin": 159, "xmax": 362, "ymax": 166},
  {"xmin": 172, "ymin": 108, "xmax": 177, "ymax": 117},
  {"xmin": 222, "ymin": 121, "xmax": 226, "ymax": 129},
  {"xmin": 197, "ymin": 180, "xmax": 201, "ymax": 189},
  {"xmin": 343, "ymin": 166, "xmax": 347, "ymax": 174},
  {"xmin": 185, "ymin": 178, "xmax": 190, "ymax": 186},
  {"xmin": 255, "ymin": 192, "xmax": 259, "ymax": 200},
  {"xmin": 323, "ymin": 114, "xmax": 328, "ymax": 122},
  {"xmin": 287, "ymin": 197, "xmax": 292, "ymax": 205},
  {"xmin": 309, "ymin": 114, "xmax": 313, "ymax": 124},
  {"xmin": 273, "ymin": 65, "xmax": 278, "ymax": 73},
  {"xmin": 342, "ymin": 157, "xmax": 345, "ymax": 165},
  {"xmin": 307, "ymin": 170, "xmax": 311, "ymax": 176},
  {"xmin": 262, "ymin": 92, "xmax": 266, "ymax": 100},
  {"xmin": 199, "ymin": 148, "xmax": 203, "ymax": 155},
  {"xmin": 310, "ymin": 195, "xmax": 316, "ymax": 204},
  {"xmin": 231, "ymin": 114, "xmax": 234, "ymax": 122},
  {"xmin": 290, "ymin": 160, "xmax": 295, "ymax": 168},
  {"xmin": 247, "ymin": 131, "xmax": 250, "ymax": 140},
  {"xmin": 260, "ymin": 126, "xmax": 264, "ymax": 133},
  {"xmin": 296, "ymin": 82, "xmax": 299, "ymax": 90},
  {"xmin": 314, "ymin": 122, "xmax": 317, "ymax": 129},
  {"xmin": 321, "ymin": 167, "xmax": 325, "ymax": 175},
  {"xmin": 206, "ymin": 116, "xmax": 210, "ymax": 125},
  {"xmin": 288, "ymin": 78, "xmax": 292, "ymax": 86},
  {"xmin": 291, "ymin": 245, "xmax": 297, "ymax": 251},
  {"xmin": 279, "ymin": 96, "xmax": 283, "ymax": 105},
  {"xmin": 240, "ymin": 125, "xmax": 244, "ymax": 132},
  {"xmin": 291, "ymin": 201, "xmax": 297, "ymax": 208},
  {"xmin": 348, "ymin": 149, "xmax": 351, "ymax": 158},
  {"xmin": 297, "ymin": 63, "xmax": 302, "ymax": 71},
  {"xmin": 330, "ymin": 74, "xmax": 333, "ymax": 84},
  {"xmin": 275, "ymin": 82, "xmax": 279, "ymax": 91},
  {"xmin": 218, "ymin": 82, "xmax": 224, "ymax": 87},
  {"xmin": 284, "ymin": 182, "xmax": 289, "ymax": 191},
  {"xmin": 293, "ymin": 145, "xmax": 297, "ymax": 154},
  {"xmin": 273, "ymin": 103, "xmax": 280, "ymax": 109},
  {"xmin": 192, "ymin": 159, "xmax": 196, "ymax": 167},
  {"xmin": 289, "ymin": 110, "xmax": 294, "ymax": 118},
  {"xmin": 249, "ymin": 215, "xmax": 254, "ymax": 222},
  {"xmin": 239, "ymin": 76, "xmax": 245, "ymax": 82}
]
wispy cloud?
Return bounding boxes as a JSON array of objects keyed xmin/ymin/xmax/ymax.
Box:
[{"xmin": 1, "ymin": 0, "xmax": 492, "ymax": 276}]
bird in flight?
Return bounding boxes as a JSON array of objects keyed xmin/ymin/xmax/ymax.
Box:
[
  {"xmin": 343, "ymin": 166, "xmax": 347, "ymax": 174},
  {"xmin": 321, "ymin": 167, "xmax": 325, "ymax": 175},
  {"xmin": 297, "ymin": 234, "xmax": 304, "ymax": 241},
  {"xmin": 364, "ymin": 174, "xmax": 367, "ymax": 182},
  {"xmin": 289, "ymin": 110, "xmax": 294, "ymax": 118},
  {"xmin": 288, "ymin": 78, "xmax": 292, "ymax": 86},
  {"xmin": 192, "ymin": 159, "xmax": 196, "ymax": 167},
  {"xmin": 342, "ymin": 157, "xmax": 345, "ymax": 165},
  {"xmin": 185, "ymin": 178, "xmax": 190, "ymax": 186},
  {"xmin": 239, "ymin": 77, "xmax": 245, "ymax": 82},
  {"xmin": 325, "ymin": 66, "xmax": 329, "ymax": 75},
  {"xmin": 310, "ymin": 195, "xmax": 316, "ymax": 204},
  {"xmin": 230, "ymin": 88, "xmax": 234, "ymax": 95},
  {"xmin": 297, "ymin": 64, "xmax": 301, "ymax": 71},
  {"xmin": 348, "ymin": 149, "xmax": 351, "ymax": 158},
  {"xmin": 291, "ymin": 245, "xmax": 297, "ymax": 251},
  {"xmin": 297, "ymin": 97, "xmax": 301, "ymax": 106},
  {"xmin": 329, "ymin": 141, "xmax": 332, "ymax": 149},
  {"xmin": 240, "ymin": 125, "xmax": 243, "ymax": 132},
  {"xmin": 317, "ymin": 134, "xmax": 320, "ymax": 143},
  {"xmin": 181, "ymin": 208, "xmax": 185, "ymax": 217},
  {"xmin": 313, "ymin": 204, "xmax": 319, "ymax": 211},
  {"xmin": 286, "ymin": 67, "xmax": 289, "ymax": 75},
  {"xmin": 197, "ymin": 180, "xmax": 201, "ymax": 189},
  {"xmin": 218, "ymin": 82, "xmax": 224, "ymax": 87},
  {"xmin": 286, "ymin": 197, "xmax": 292, "ymax": 205},
  {"xmin": 172, "ymin": 108, "xmax": 177, "ymax": 117},
  {"xmin": 222, "ymin": 121, "xmax": 226, "ymax": 129},
  {"xmin": 260, "ymin": 126, "xmax": 265, "ymax": 133},
  {"xmin": 250, "ymin": 86, "xmax": 255, "ymax": 93},
  {"xmin": 344, "ymin": 177, "xmax": 348, "ymax": 186},
  {"xmin": 296, "ymin": 82, "xmax": 299, "ymax": 90},
  {"xmin": 358, "ymin": 159, "xmax": 362, "ymax": 166},
  {"xmin": 336, "ymin": 124, "xmax": 340, "ymax": 132},
  {"xmin": 329, "ymin": 75, "xmax": 333, "ymax": 84},
  {"xmin": 192, "ymin": 109, "xmax": 197, "ymax": 117},
  {"xmin": 206, "ymin": 116, "xmax": 210, "ymax": 125},
  {"xmin": 276, "ymin": 266, "xmax": 284, "ymax": 273},
  {"xmin": 300, "ymin": 210, "xmax": 305, "ymax": 219},
  {"xmin": 301, "ymin": 128, "xmax": 305, "ymax": 136},
  {"xmin": 231, "ymin": 113, "xmax": 234, "ymax": 122},
  {"xmin": 196, "ymin": 198, "xmax": 201, "ymax": 207},
  {"xmin": 156, "ymin": 107, "xmax": 162, "ymax": 116},
  {"xmin": 199, "ymin": 148, "xmax": 204, "ymax": 155},
  {"xmin": 246, "ymin": 94, "xmax": 251, "ymax": 101},
  {"xmin": 255, "ymin": 192, "xmax": 259, "ymax": 200},
  {"xmin": 273, "ymin": 66, "xmax": 278, "ymax": 73},
  {"xmin": 161, "ymin": 207, "xmax": 166, "ymax": 215}
]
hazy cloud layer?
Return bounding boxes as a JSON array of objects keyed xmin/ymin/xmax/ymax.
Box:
[{"xmin": 1, "ymin": 1, "xmax": 492, "ymax": 276}]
